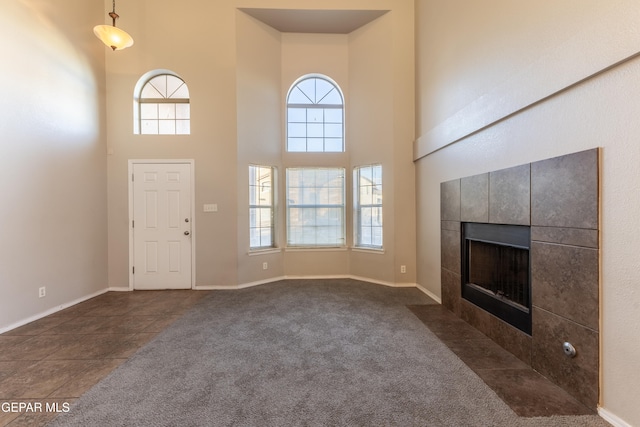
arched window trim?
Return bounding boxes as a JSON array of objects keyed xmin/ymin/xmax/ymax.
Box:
[
  {"xmin": 133, "ymin": 69, "xmax": 190, "ymax": 135},
  {"xmin": 286, "ymin": 74, "xmax": 345, "ymax": 152}
]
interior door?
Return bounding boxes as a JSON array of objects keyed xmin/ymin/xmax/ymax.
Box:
[{"xmin": 132, "ymin": 162, "xmax": 192, "ymax": 290}]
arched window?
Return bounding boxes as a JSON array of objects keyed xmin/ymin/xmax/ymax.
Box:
[
  {"xmin": 286, "ymin": 75, "xmax": 344, "ymax": 152},
  {"xmin": 134, "ymin": 71, "xmax": 190, "ymax": 135}
]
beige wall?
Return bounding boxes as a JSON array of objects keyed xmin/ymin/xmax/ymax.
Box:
[
  {"xmin": 415, "ymin": 1, "xmax": 640, "ymax": 425},
  {"xmin": 105, "ymin": 0, "xmax": 415, "ymax": 289},
  {"xmin": 281, "ymin": 33, "xmax": 352, "ymax": 277},
  {"xmin": 105, "ymin": 0, "xmax": 239, "ymax": 288},
  {"xmin": 348, "ymin": 10, "xmax": 418, "ymax": 285},
  {"xmin": 236, "ymin": 11, "xmax": 284, "ymax": 285},
  {"xmin": 0, "ymin": 0, "xmax": 108, "ymax": 330}
]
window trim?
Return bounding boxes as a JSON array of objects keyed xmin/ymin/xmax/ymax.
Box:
[
  {"xmin": 286, "ymin": 74, "xmax": 345, "ymax": 153},
  {"xmin": 354, "ymin": 164, "xmax": 383, "ymax": 250},
  {"xmin": 249, "ymin": 165, "xmax": 276, "ymax": 251},
  {"xmin": 286, "ymin": 167, "xmax": 346, "ymax": 248},
  {"xmin": 133, "ymin": 69, "xmax": 190, "ymax": 135}
]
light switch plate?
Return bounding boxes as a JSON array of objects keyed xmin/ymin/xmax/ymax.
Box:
[{"xmin": 203, "ymin": 204, "xmax": 218, "ymax": 212}]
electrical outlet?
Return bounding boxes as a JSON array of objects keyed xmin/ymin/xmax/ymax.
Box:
[
  {"xmin": 38, "ymin": 287, "xmax": 46, "ymax": 298},
  {"xmin": 263, "ymin": 262, "xmax": 268, "ymax": 270},
  {"xmin": 400, "ymin": 265, "xmax": 407, "ymax": 274}
]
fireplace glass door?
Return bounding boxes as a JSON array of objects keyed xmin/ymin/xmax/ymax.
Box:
[
  {"xmin": 467, "ymin": 240, "xmax": 529, "ymax": 310},
  {"xmin": 462, "ymin": 223, "xmax": 531, "ymax": 334}
]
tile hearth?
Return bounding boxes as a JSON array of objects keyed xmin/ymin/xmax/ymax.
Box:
[{"xmin": 408, "ymin": 305, "xmax": 596, "ymax": 417}]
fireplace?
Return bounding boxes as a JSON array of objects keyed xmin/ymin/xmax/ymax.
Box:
[{"xmin": 462, "ymin": 223, "xmax": 531, "ymax": 334}]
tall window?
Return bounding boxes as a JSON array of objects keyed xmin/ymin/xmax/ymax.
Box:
[
  {"xmin": 286, "ymin": 168, "xmax": 345, "ymax": 247},
  {"xmin": 249, "ymin": 165, "xmax": 275, "ymax": 249},
  {"xmin": 354, "ymin": 165, "xmax": 383, "ymax": 248},
  {"xmin": 286, "ymin": 75, "xmax": 344, "ymax": 152},
  {"xmin": 136, "ymin": 72, "xmax": 190, "ymax": 135}
]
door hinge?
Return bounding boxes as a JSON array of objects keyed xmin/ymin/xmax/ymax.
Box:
[
  {"xmin": 132, "ymin": 173, "xmax": 134, "ymax": 182},
  {"xmin": 132, "ymin": 266, "xmax": 135, "ymax": 274},
  {"xmin": 132, "ymin": 220, "xmax": 134, "ymax": 228}
]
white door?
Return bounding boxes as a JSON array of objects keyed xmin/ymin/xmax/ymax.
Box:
[{"xmin": 132, "ymin": 163, "xmax": 192, "ymax": 290}]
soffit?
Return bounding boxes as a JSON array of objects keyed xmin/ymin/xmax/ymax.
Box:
[{"xmin": 238, "ymin": 8, "xmax": 389, "ymax": 34}]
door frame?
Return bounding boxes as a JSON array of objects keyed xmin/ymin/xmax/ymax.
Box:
[{"xmin": 128, "ymin": 159, "xmax": 196, "ymax": 291}]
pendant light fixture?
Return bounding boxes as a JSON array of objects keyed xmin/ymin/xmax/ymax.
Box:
[{"xmin": 93, "ymin": 0, "xmax": 134, "ymax": 51}]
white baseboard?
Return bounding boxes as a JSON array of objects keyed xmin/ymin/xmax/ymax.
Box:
[
  {"xmin": 349, "ymin": 275, "xmax": 415, "ymax": 288},
  {"xmin": 284, "ymin": 274, "xmax": 350, "ymax": 281},
  {"xmin": 196, "ymin": 275, "xmax": 422, "ymax": 291},
  {"xmin": 195, "ymin": 276, "xmax": 288, "ymax": 290},
  {"xmin": 0, "ymin": 288, "xmax": 110, "ymax": 334},
  {"xmin": 598, "ymin": 407, "xmax": 632, "ymax": 427},
  {"xmin": 1, "ymin": 277, "xmax": 436, "ymax": 334},
  {"xmin": 416, "ymin": 283, "xmax": 442, "ymax": 304}
]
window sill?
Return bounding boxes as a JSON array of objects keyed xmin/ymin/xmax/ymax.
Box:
[
  {"xmin": 351, "ymin": 247, "xmax": 385, "ymax": 254},
  {"xmin": 248, "ymin": 248, "xmax": 282, "ymax": 256},
  {"xmin": 285, "ymin": 247, "xmax": 348, "ymax": 252}
]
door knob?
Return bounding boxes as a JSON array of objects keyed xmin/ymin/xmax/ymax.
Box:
[{"xmin": 184, "ymin": 231, "xmax": 190, "ymax": 236}]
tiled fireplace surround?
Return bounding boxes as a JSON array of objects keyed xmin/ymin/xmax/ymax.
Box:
[{"xmin": 440, "ymin": 148, "xmax": 600, "ymax": 409}]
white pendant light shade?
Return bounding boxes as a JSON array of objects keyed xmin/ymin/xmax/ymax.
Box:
[
  {"xmin": 93, "ymin": 25, "xmax": 134, "ymax": 51},
  {"xmin": 94, "ymin": 0, "xmax": 133, "ymax": 51}
]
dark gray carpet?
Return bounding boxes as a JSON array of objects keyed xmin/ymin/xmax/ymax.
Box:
[{"xmin": 47, "ymin": 279, "xmax": 609, "ymax": 426}]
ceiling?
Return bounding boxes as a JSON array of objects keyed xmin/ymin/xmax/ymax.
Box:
[{"xmin": 238, "ymin": 8, "xmax": 389, "ymax": 34}]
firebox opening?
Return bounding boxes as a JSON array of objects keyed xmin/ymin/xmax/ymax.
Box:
[{"xmin": 462, "ymin": 223, "xmax": 532, "ymax": 335}]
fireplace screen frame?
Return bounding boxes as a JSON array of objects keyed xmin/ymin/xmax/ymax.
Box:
[{"xmin": 461, "ymin": 222, "xmax": 532, "ymax": 335}]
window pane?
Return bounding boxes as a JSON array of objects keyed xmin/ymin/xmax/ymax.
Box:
[
  {"xmin": 159, "ymin": 120, "xmax": 175, "ymax": 134},
  {"xmin": 355, "ymin": 165, "xmax": 383, "ymax": 248},
  {"xmin": 373, "ymin": 165, "xmax": 382, "ymax": 185},
  {"xmin": 288, "ymin": 123, "xmax": 306, "ymax": 138},
  {"xmin": 288, "ymin": 86, "xmax": 312, "ymax": 104},
  {"xmin": 288, "ymin": 138, "xmax": 306, "ymax": 152},
  {"xmin": 372, "ymin": 227, "xmax": 383, "ymax": 246},
  {"xmin": 302, "ymin": 188, "xmax": 317, "ymax": 205},
  {"xmin": 141, "ymin": 104, "xmax": 158, "ymax": 119},
  {"xmin": 141, "ymin": 84, "xmax": 163, "ymax": 98},
  {"xmin": 325, "ymin": 124, "xmax": 342, "ymax": 138},
  {"xmin": 315, "ymin": 79, "xmax": 334, "ymax": 102},
  {"xmin": 166, "ymin": 76, "xmax": 184, "ymax": 98},
  {"xmin": 171, "ymin": 84, "xmax": 189, "ymax": 99},
  {"xmin": 297, "ymin": 79, "xmax": 316, "ymax": 102},
  {"xmin": 318, "ymin": 88, "xmax": 342, "ymax": 105},
  {"xmin": 176, "ymin": 104, "xmax": 190, "ymax": 119},
  {"xmin": 307, "ymin": 138, "xmax": 324, "ymax": 152},
  {"xmin": 150, "ymin": 75, "xmax": 168, "ymax": 95},
  {"xmin": 141, "ymin": 120, "xmax": 158, "ymax": 134},
  {"xmin": 158, "ymin": 104, "xmax": 175, "ymax": 120},
  {"xmin": 307, "ymin": 109, "xmax": 323, "ymax": 123},
  {"xmin": 260, "ymin": 228, "xmax": 272, "ymax": 247},
  {"xmin": 360, "ymin": 188, "xmax": 373, "ymax": 205},
  {"xmin": 307, "ymin": 123, "xmax": 323, "ymax": 138},
  {"xmin": 249, "ymin": 165, "xmax": 274, "ymax": 249},
  {"xmin": 136, "ymin": 73, "xmax": 190, "ymax": 135},
  {"xmin": 286, "ymin": 168, "xmax": 345, "ymax": 247},
  {"xmin": 176, "ymin": 120, "xmax": 190, "ymax": 134},
  {"xmin": 286, "ymin": 76, "xmax": 344, "ymax": 152},
  {"xmin": 250, "ymin": 227, "xmax": 261, "ymax": 248},
  {"xmin": 324, "ymin": 109, "xmax": 343, "ymax": 123},
  {"xmin": 324, "ymin": 138, "xmax": 343, "ymax": 152},
  {"xmin": 288, "ymin": 108, "xmax": 306, "ymax": 122}
]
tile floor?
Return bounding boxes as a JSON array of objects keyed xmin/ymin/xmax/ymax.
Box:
[
  {"xmin": 0, "ymin": 290, "xmax": 210, "ymax": 427},
  {"xmin": 408, "ymin": 304, "xmax": 597, "ymax": 417}
]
